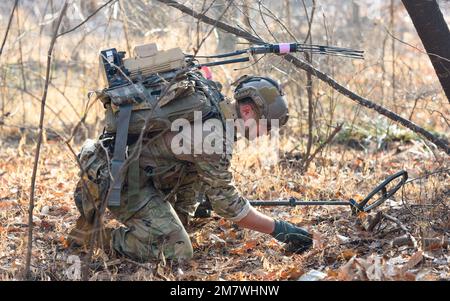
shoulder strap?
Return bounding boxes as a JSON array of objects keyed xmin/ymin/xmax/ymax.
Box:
[{"xmin": 108, "ymin": 104, "xmax": 133, "ymax": 207}]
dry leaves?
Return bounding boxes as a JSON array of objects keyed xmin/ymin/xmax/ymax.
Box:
[
  {"xmin": 339, "ymin": 249, "xmax": 357, "ymax": 260},
  {"xmin": 280, "ymin": 265, "xmax": 303, "ymax": 280},
  {"xmin": 230, "ymin": 240, "xmax": 258, "ymax": 255},
  {"xmin": 0, "ymin": 125, "xmax": 448, "ymax": 281},
  {"xmin": 334, "ymin": 251, "xmax": 425, "ymax": 281}
]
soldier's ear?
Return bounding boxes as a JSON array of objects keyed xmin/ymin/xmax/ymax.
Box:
[
  {"xmin": 238, "ymin": 103, "xmax": 254, "ymax": 119},
  {"xmin": 240, "ymin": 103, "xmax": 252, "ymax": 112}
]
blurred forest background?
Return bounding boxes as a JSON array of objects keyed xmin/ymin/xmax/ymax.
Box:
[{"xmin": 0, "ymin": 0, "xmax": 449, "ymax": 280}]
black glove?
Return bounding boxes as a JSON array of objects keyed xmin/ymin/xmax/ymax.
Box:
[
  {"xmin": 271, "ymin": 220, "xmax": 313, "ymax": 253},
  {"xmin": 194, "ymin": 196, "xmax": 212, "ymax": 218}
]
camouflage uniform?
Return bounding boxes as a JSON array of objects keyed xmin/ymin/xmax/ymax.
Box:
[{"xmin": 71, "ymin": 73, "xmax": 249, "ymax": 262}]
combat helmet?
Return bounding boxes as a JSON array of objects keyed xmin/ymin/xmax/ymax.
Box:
[{"xmin": 232, "ymin": 75, "xmax": 289, "ymax": 126}]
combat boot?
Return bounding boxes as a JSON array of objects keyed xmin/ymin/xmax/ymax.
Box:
[
  {"xmin": 177, "ymin": 213, "xmax": 190, "ymax": 228},
  {"xmin": 67, "ymin": 215, "xmax": 94, "ymax": 248},
  {"xmin": 67, "ymin": 215, "xmax": 113, "ymax": 252}
]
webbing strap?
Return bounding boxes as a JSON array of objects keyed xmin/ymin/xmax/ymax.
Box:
[
  {"xmin": 108, "ymin": 104, "xmax": 133, "ymax": 207},
  {"xmin": 126, "ymin": 156, "xmax": 140, "ymax": 211}
]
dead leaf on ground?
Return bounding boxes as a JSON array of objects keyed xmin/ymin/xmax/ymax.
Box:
[
  {"xmin": 230, "ymin": 240, "xmax": 258, "ymax": 255},
  {"xmin": 357, "ymin": 211, "xmax": 368, "ymax": 222},
  {"xmin": 40, "ymin": 220, "xmax": 55, "ymax": 231},
  {"xmin": 261, "ymin": 271, "xmax": 277, "ymax": 281},
  {"xmin": 337, "ymin": 255, "xmax": 357, "ymax": 280},
  {"xmin": 327, "ymin": 269, "xmax": 339, "ymax": 278},
  {"xmin": 218, "ymin": 219, "xmax": 231, "ymax": 228},
  {"xmin": 340, "ymin": 249, "xmax": 357, "ymax": 260},
  {"xmin": 59, "ymin": 236, "xmax": 69, "ymax": 249},
  {"xmin": 400, "ymin": 251, "xmax": 423, "ymax": 274},
  {"xmin": 362, "ymin": 255, "xmax": 384, "ymax": 281},
  {"xmin": 280, "ymin": 265, "xmax": 303, "ymax": 280},
  {"xmin": 288, "ymin": 216, "xmax": 303, "ymax": 224},
  {"xmin": 313, "ymin": 232, "xmax": 325, "ymax": 249},
  {"xmin": 0, "ymin": 202, "xmax": 15, "ymax": 209}
]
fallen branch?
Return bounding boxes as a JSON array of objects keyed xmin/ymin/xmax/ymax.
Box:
[
  {"xmin": 157, "ymin": 0, "xmax": 450, "ymax": 155},
  {"xmin": 382, "ymin": 213, "xmax": 418, "ymax": 250},
  {"xmin": 392, "ymin": 234, "xmax": 449, "ymax": 249}
]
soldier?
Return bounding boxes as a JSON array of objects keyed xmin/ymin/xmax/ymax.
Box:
[{"xmin": 68, "ymin": 72, "xmax": 313, "ymax": 262}]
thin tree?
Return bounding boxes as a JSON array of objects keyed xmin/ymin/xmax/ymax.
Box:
[
  {"xmin": 24, "ymin": 0, "xmax": 69, "ymax": 280},
  {"xmin": 0, "ymin": 0, "xmax": 19, "ymax": 58}
]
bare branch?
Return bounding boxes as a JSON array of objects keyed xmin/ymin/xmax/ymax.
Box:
[
  {"xmin": 157, "ymin": 0, "xmax": 450, "ymax": 155},
  {"xmin": 382, "ymin": 213, "xmax": 418, "ymax": 250},
  {"xmin": 0, "ymin": 0, "xmax": 19, "ymax": 58},
  {"xmin": 56, "ymin": 0, "xmax": 118, "ymax": 38},
  {"xmin": 303, "ymin": 123, "xmax": 343, "ymax": 171}
]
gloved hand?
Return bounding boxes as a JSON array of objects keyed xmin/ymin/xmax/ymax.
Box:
[
  {"xmin": 194, "ymin": 197, "xmax": 212, "ymax": 218},
  {"xmin": 271, "ymin": 220, "xmax": 313, "ymax": 253}
]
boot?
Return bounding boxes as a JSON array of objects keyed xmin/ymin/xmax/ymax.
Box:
[
  {"xmin": 67, "ymin": 215, "xmax": 113, "ymax": 252},
  {"xmin": 177, "ymin": 213, "xmax": 190, "ymax": 228},
  {"xmin": 67, "ymin": 215, "xmax": 94, "ymax": 248}
]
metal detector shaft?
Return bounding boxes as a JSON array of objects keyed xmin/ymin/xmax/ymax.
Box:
[{"xmin": 250, "ymin": 199, "xmax": 350, "ymax": 207}]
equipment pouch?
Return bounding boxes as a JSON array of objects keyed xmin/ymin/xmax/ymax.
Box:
[
  {"xmin": 158, "ymin": 79, "xmax": 195, "ymax": 107},
  {"xmin": 104, "ymin": 82, "xmax": 147, "ymax": 106}
]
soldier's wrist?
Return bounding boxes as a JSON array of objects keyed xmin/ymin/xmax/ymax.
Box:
[{"xmin": 270, "ymin": 219, "xmax": 291, "ymax": 242}]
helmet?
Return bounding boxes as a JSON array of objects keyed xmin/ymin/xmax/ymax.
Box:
[{"xmin": 232, "ymin": 75, "xmax": 289, "ymax": 126}]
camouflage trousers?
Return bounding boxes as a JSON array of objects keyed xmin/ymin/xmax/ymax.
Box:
[
  {"xmin": 71, "ymin": 142, "xmax": 198, "ymax": 262},
  {"xmin": 73, "ymin": 177, "xmax": 198, "ymax": 262},
  {"xmin": 111, "ymin": 183, "xmax": 196, "ymax": 262}
]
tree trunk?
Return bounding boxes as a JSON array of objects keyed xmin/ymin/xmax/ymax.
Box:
[{"xmin": 401, "ymin": 0, "xmax": 450, "ymax": 103}]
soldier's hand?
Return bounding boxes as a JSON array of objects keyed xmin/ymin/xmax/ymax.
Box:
[{"xmin": 270, "ymin": 220, "xmax": 313, "ymax": 253}]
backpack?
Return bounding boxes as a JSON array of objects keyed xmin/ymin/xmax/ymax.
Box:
[
  {"xmin": 94, "ymin": 70, "xmax": 225, "ymax": 207},
  {"xmin": 98, "ymin": 70, "xmax": 223, "ymax": 136}
]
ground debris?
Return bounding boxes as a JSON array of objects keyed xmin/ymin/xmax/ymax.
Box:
[{"xmin": 0, "ymin": 138, "xmax": 448, "ymax": 281}]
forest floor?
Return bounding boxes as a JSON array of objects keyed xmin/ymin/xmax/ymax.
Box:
[{"xmin": 0, "ymin": 129, "xmax": 448, "ymax": 281}]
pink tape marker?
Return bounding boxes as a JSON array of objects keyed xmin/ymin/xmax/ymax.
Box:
[
  {"xmin": 279, "ymin": 43, "xmax": 291, "ymax": 54},
  {"xmin": 201, "ymin": 66, "xmax": 213, "ymax": 80}
]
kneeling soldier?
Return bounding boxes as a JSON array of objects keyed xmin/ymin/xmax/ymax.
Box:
[{"xmin": 69, "ymin": 71, "xmax": 313, "ymax": 262}]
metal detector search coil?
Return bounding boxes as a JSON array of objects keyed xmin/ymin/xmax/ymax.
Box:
[{"xmin": 250, "ymin": 170, "xmax": 408, "ymax": 213}]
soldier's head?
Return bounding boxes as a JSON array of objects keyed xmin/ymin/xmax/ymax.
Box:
[{"xmin": 233, "ymin": 75, "xmax": 289, "ymax": 140}]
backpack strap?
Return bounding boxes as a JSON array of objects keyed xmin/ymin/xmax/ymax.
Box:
[
  {"xmin": 103, "ymin": 82, "xmax": 148, "ymax": 207},
  {"xmin": 108, "ymin": 104, "xmax": 133, "ymax": 207}
]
